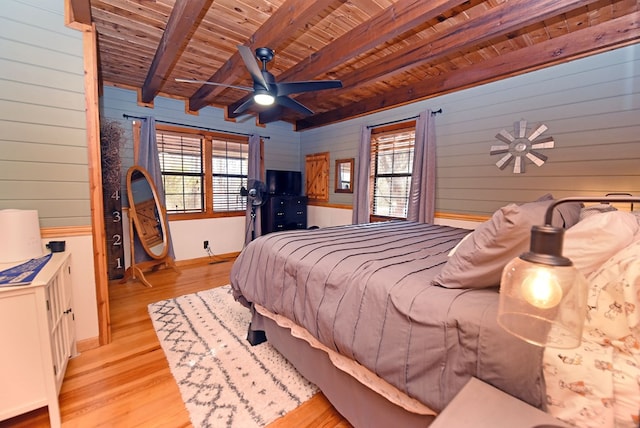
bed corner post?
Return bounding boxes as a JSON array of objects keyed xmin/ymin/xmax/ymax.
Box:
[{"xmin": 246, "ymin": 323, "xmax": 267, "ymax": 346}]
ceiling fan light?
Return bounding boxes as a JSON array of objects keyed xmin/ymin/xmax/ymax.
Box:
[{"xmin": 254, "ymin": 92, "xmax": 275, "ymax": 106}]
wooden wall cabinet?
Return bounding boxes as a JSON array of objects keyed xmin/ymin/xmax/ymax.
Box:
[
  {"xmin": 305, "ymin": 152, "xmax": 329, "ymax": 201},
  {"xmin": 0, "ymin": 252, "xmax": 77, "ymax": 428}
]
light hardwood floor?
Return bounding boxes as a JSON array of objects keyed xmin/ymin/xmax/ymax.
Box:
[{"xmin": 3, "ymin": 258, "xmax": 351, "ymax": 427}]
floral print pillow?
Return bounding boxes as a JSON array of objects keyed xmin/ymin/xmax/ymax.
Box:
[{"xmin": 544, "ymin": 239, "xmax": 640, "ymax": 427}]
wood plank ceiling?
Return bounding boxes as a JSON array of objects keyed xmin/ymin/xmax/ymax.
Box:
[{"xmin": 88, "ymin": 0, "xmax": 640, "ymax": 130}]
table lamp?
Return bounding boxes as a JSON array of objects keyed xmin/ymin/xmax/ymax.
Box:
[{"xmin": 498, "ymin": 196, "xmax": 639, "ymax": 349}]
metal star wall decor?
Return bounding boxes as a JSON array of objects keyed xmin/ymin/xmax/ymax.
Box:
[{"xmin": 489, "ymin": 119, "xmax": 555, "ymax": 174}]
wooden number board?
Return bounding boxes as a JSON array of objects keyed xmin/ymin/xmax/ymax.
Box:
[{"xmin": 103, "ymin": 188, "xmax": 125, "ymax": 280}]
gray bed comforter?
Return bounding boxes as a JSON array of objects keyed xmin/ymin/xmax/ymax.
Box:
[{"xmin": 230, "ymin": 221, "xmax": 545, "ymax": 412}]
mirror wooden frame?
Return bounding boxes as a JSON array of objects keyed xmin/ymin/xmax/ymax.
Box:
[
  {"xmin": 123, "ymin": 165, "xmax": 177, "ymax": 287},
  {"xmin": 126, "ymin": 166, "xmax": 168, "ymax": 259},
  {"xmin": 334, "ymin": 158, "xmax": 354, "ymax": 193}
]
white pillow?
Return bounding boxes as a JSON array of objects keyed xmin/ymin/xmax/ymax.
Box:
[
  {"xmin": 563, "ymin": 210, "xmax": 639, "ymax": 278},
  {"xmin": 579, "ymin": 203, "xmax": 617, "ymax": 220},
  {"xmin": 447, "ymin": 232, "xmax": 472, "ymax": 257}
]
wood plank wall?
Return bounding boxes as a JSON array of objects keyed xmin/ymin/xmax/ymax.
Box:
[
  {"xmin": 99, "ymin": 87, "xmax": 304, "ymax": 261},
  {"xmin": 0, "ymin": 0, "xmax": 89, "ymax": 227},
  {"xmin": 99, "ymin": 86, "xmax": 303, "ymax": 206},
  {"xmin": 300, "ymin": 43, "xmax": 640, "ymax": 217}
]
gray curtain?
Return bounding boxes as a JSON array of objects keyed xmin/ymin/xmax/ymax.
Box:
[
  {"xmin": 244, "ymin": 134, "xmax": 262, "ymax": 245},
  {"xmin": 136, "ymin": 116, "xmax": 175, "ymax": 260},
  {"xmin": 139, "ymin": 117, "xmax": 163, "ymax": 191},
  {"xmin": 406, "ymin": 110, "xmax": 437, "ymax": 223},
  {"xmin": 352, "ymin": 124, "xmax": 372, "ymax": 224}
]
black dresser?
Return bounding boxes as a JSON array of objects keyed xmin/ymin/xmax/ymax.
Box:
[{"xmin": 261, "ymin": 195, "xmax": 308, "ymax": 234}]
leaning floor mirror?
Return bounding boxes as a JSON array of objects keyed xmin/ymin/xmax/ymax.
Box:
[{"xmin": 123, "ymin": 165, "xmax": 177, "ymax": 287}]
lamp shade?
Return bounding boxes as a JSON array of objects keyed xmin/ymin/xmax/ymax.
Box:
[
  {"xmin": 498, "ymin": 255, "xmax": 587, "ymax": 349},
  {"xmin": 0, "ymin": 209, "xmax": 44, "ymax": 263}
]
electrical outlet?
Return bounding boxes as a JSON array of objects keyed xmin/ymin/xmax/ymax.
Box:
[{"xmin": 203, "ymin": 240, "xmax": 209, "ymax": 249}]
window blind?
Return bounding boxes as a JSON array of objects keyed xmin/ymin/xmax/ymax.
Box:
[
  {"xmin": 370, "ymin": 126, "xmax": 415, "ymax": 218},
  {"xmin": 212, "ymin": 138, "xmax": 248, "ymax": 212},
  {"xmin": 157, "ymin": 131, "xmax": 204, "ymax": 213}
]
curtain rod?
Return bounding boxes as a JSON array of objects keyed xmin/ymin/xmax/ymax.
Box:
[
  {"xmin": 366, "ymin": 109, "xmax": 443, "ymax": 129},
  {"xmin": 121, "ymin": 114, "xmax": 270, "ymax": 139}
]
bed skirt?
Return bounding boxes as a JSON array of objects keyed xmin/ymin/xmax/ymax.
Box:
[{"xmin": 253, "ymin": 307, "xmax": 437, "ymax": 427}]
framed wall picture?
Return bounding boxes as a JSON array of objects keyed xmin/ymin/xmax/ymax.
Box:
[{"xmin": 335, "ymin": 158, "xmax": 354, "ymax": 193}]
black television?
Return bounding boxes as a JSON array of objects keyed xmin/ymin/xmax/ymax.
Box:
[{"xmin": 265, "ymin": 169, "xmax": 302, "ymax": 196}]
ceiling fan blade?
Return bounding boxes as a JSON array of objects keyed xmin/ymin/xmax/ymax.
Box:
[
  {"xmin": 175, "ymin": 78, "xmax": 253, "ymax": 91},
  {"xmin": 276, "ymin": 80, "xmax": 342, "ymax": 96},
  {"xmin": 233, "ymin": 97, "xmax": 256, "ymax": 115},
  {"xmin": 237, "ymin": 45, "xmax": 269, "ymax": 89},
  {"xmin": 259, "ymin": 105, "xmax": 284, "ymax": 124},
  {"xmin": 277, "ymin": 96, "xmax": 313, "ymax": 115}
]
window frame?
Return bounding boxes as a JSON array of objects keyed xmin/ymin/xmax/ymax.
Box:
[
  {"xmin": 134, "ymin": 123, "xmax": 262, "ymax": 221},
  {"xmin": 369, "ymin": 120, "xmax": 416, "ymax": 222}
]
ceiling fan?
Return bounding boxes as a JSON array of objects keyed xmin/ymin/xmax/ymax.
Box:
[{"xmin": 176, "ymin": 45, "xmax": 342, "ymax": 123}]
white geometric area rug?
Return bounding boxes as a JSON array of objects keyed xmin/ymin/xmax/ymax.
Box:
[{"xmin": 148, "ymin": 285, "xmax": 318, "ymax": 427}]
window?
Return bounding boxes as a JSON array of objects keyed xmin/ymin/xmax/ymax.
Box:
[
  {"xmin": 158, "ymin": 131, "xmax": 203, "ymax": 214},
  {"xmin": 370, "ymin": 121, "xmax": 416, "ymax": 219},
  {"xmin": 211, "ymin": 138, "xmax": 248, "ymax": 212},
  {"xmin": 154, "ymin": 125, "xmax": 253, "ymax": 219}
]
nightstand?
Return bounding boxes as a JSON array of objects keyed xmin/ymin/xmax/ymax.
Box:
[{"xmin": 430, "ymin": 377, "xmax": 570, "ymax": 428}]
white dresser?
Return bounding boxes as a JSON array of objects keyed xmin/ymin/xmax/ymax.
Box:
[{"xmin": 0, "ymin": 252, "xmax": 77, "ymax": 427}]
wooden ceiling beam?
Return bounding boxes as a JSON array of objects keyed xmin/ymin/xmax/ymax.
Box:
[
  {"xmin": 278, "ymin": 0, "xmax": 469, "ymax": 83},
  {"xmin": 225, "ymin": 0, "xmax": 469, "ymax": 121},
  {"xmin": 237, "ymin": 0, "xmax": 599, "ymax": 124},
  {"xmin": 290, "ymin": 0, "xmax": 601, "ymax": 118},
  {"xmin": 90, "ymin": 0, "xmax": 639, "ymax": 128},
  {"xmin": 188, "ymin": 0, "xmax": 335, "ymax": 112},
  {"xmin": 296, "ymin": 11, "xmax": 640, "ymax": 130},
  {"xmin": 140, "ymin": 0, "xmax": 215, "ymax": 104},
  {"xmin": 330, "ymin": 0, "xmax": 601, "ymax": 92},
  {"xmin": 65, "ymin": 0, "xmax": 92, "ymax": 29}
]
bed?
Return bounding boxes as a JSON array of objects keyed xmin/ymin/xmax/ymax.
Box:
[{"xmin": 229, "ymin": 197, "xmax": 640, "ymax": 428}]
